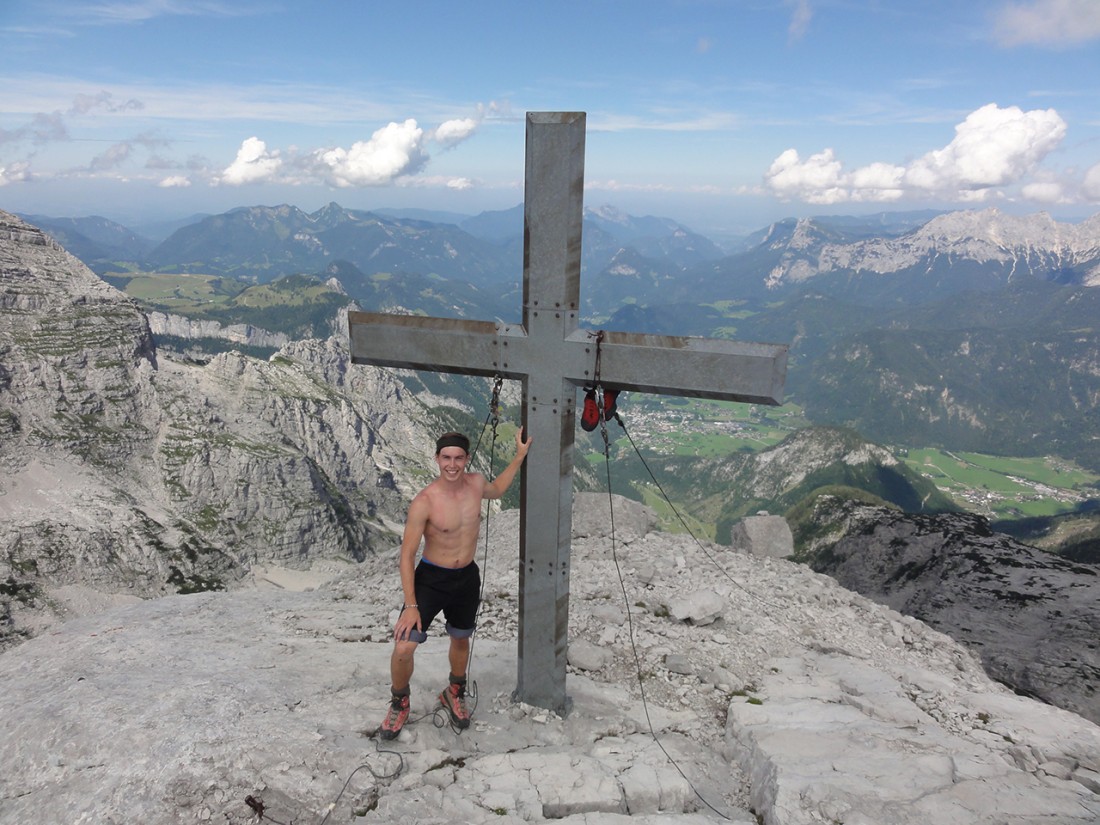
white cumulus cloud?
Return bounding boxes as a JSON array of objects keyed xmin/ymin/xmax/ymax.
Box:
[
  {"xmin": 1020, "ymin": 181, "xmax": 1066, "ymax": 203},
  {"xmin": 765, "ymin": 147, "xmax": 846, "ymax": 204},
  {"xmin": 158, "ymin": 175, "xmax": 191, "ymax": 188},
  {"xmin": 994, "ymin": 0, "xmax": 1100, "ymax": 47},
  {"xmin": 847, "ymin": 162, "xmax": 906, "ymax": 202},
  {"xmin": 212, "ymin": 114, "xmax": 481, "ymax": 190},
  {"xmin": 431, "ymin": 117, "xmax": 478, "ymax": 149},
  {"xmin": 904, "ymin": 103, "xmax": 1066, "ymax": 192},
  {"xmin": 309, "ymin": 119, "xmax": 429, "ymax": 188},
  {"xmin": 764, "ymin": 103, "xmax": 1068, "ymax": 205},
  {"xmin": 218, "ymin": 136, "xmax": 282, "ymax": 185},
  {"xmin": 0, "ymin": 161, "xmax": 33, "ymax": 186}
]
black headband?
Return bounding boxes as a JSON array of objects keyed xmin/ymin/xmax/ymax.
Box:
[{"xmin": 435, "ymin": 433, "xmax": 470, "ymax": 454}]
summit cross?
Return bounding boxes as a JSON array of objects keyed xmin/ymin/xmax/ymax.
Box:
[{"xmin": 348, "ymin": 111, "xmax": 787, "ymax": 714}]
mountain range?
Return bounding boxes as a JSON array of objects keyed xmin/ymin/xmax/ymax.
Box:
[
  {"xmin": 26, "ymin": 202, "xmax": 1100, "ymax": 321},
  {"xmin": 22, "ymin": 201, "xmax": 1100, "ymax": 481},
  {"xmin": 0, "ymin": 208, "xmax": 1023, "ymax": 650},
  {"xmin": 25, "ymin": 202, "xmax": 1100, "ymax": 296},
  {"xmin": 678, "ymin": 209, "xmax": 1100, "ymax": 307}
]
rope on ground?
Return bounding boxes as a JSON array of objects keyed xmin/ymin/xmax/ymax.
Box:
[
  {"xmin": 594, "ymin": 391, "xmax": 734, "ymax": 822},
  {"xmin": 243, "ymin": 734, "xmax": 405, "ymax": 825}
]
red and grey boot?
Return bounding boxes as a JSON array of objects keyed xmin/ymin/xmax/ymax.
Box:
[
  {"xmin": 439, "ymin": 674, "xmax": 470, "ymax": 729},
  {"xmin": 602, "ymin": 389, "xmax": 619, "ymax": 421},
  {"xmin": 379, "ymin": 689, "xmax": 410, "ymax": 740},
  {"xmin": 581, "ymin": 388, "xmax": 600, "ymax": 432}
]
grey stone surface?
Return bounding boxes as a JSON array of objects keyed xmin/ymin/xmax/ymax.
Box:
[
  {"xmin": 3, "ymin": 506, "xmax": 1099, "ymax": 825},
  {"xmin": 727, "ymin": 654, "xmax": 1100, "ymax": 824},
  {"xmin": 669, "ymin": 589, "xmax": 726, "ymax": 626},
  {"xmin": 146, "ymin": 310, "xmax": 290, "ymax": 349},
  {"xmin": 569, "ymin": 639, "xmax": 613, "ymax": 672},
  {"xmin": 572, "ymin": 492, "xmax": 656, "ymax": 544},
  {"xmin": 729, "ymin": 514, "xmax": 794, "ymax": 559}
]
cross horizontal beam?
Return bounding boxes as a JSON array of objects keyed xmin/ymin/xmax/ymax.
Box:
[{"xmin": 347, "ymin": 313, "xmax": 786, "ymax": 406}]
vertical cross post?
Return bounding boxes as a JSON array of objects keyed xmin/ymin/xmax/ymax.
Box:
[
  {"xmin": 515, "ymin": 112, "xmax": 586, "ymax": 712},
  {"xmin": 348, "ymin": 112, "xmax": 787, "ymax": 714}
]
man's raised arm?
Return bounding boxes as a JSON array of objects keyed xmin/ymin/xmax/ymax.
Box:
[{"xmin": 483, "ymin": 429, "xmax": 532, "ymax": 500}]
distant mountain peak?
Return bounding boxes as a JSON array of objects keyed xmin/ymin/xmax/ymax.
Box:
[
  {"xmin": 743, "ymin": 208, "xmax": 1100, "ymax": 293},
  {"xmin": 916, "ymin": 207, "xmax": 1060, "ymax": 243},
  {"xmin": 790, "ymin": 217, "xmax": 825, "ymax": 250},
  {"xmin": 586, "ymin": 204, "xmax": 630, "ymax": 224}
]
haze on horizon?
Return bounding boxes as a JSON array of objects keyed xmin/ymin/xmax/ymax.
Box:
[{"xmin": 2, "ymin": 0, "xmax": 1099, "ymax": 238}]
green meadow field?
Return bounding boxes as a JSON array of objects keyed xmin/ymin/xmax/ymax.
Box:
[{"xmin": 587, "ymin": 397, "xmax": 1097, "ymax": 522}]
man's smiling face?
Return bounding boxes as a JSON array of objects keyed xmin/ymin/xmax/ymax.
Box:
[{"xmin": 436, "ymin": 447, "xmax": 468, "ymax": 482}]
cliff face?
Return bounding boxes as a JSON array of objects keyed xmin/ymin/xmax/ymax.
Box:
[
  {"xmin": 146, "ymin": 311, "xmax": 290, "ymax": 349},
  {"xmin": 0, "ymin": 211, "xmax": 433, "ymax": 649},
  {"xmin": 797, "ymin": 496, "xmax": 1100, "ymax": 724},
  {"xmin": 0, "ymin": 210, "xmax": 158, "ymax": 461}
]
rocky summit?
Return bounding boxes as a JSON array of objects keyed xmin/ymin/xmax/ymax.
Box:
[{"xmin": 2, "ymin": 497, "xmax": 1100, "ymax": 825}]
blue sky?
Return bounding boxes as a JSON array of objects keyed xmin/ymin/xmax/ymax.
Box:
[{"xmin": 2, "ymin": 0, "xmax": 1099, "ymax": 238}]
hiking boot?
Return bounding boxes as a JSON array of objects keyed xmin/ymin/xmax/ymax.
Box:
[
  {"xmin": 581, "ymin": 388, "xmax": 600, "ymax": 432},
  {"xmin": 379, "ymin": 693, "xmax": 410, "ymax": 740},
  {"xmin": 439, "ymin": 680, "xmax": 470, "ymax": 729},
  {"xmin": 602, "ymin": 389, "xmax": 619, "ymax": 421}
]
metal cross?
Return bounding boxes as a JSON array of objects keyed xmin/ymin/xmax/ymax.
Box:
[{"xmin": 348, "ymin": 111, "xmax": 787, "ymax": 713}]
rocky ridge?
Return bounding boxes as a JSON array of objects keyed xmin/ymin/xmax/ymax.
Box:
[
  {"xmin": 0, "ymin": 210, "xmax": 444, "ymax": 649},
  {"xmin": 646, "ymin": 426, "xmax": 947, "ymax": 542},
  {"xmin": 1, "ymin": 496, "xmax": 1098, "ymax": 824},
  {"xmin": 795, "ymin": 497, "xmax": 1100, "ymax": 725},
  {"xmin": 761, "ymin": 208, "xmax": 1100, "ymax": 289},
  {"xmin": 146, "ymin": 310, "xmax": 290, "ymax": 349}
]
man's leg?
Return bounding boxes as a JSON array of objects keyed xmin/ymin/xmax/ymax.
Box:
[
  {"xmin": 391, "ymin": 639, "xmax": 417, "ymax": 692},
  {"xmin": 380, "ymin": 640, "xmax": 417, "ymax": 740},
  {"xmin": 438, "ymin": 563, "xmax": 478, "ymax": 729},
  {"xmin": 447, "ymin": 634, "xmax": 470, "ymax": 681},
  {"xmin": 440, "ymin": 632, "xmax": 473, "ymax": 728}
]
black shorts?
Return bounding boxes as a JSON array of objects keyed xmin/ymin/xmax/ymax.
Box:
[{"xmin": 412, "ymin": 559, "xmax": 480, "ymax": 642}]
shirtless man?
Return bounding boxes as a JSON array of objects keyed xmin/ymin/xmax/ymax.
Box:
[{"xmin": 379, "ymin": 428, "xmax": 532, "ymax": 739}]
